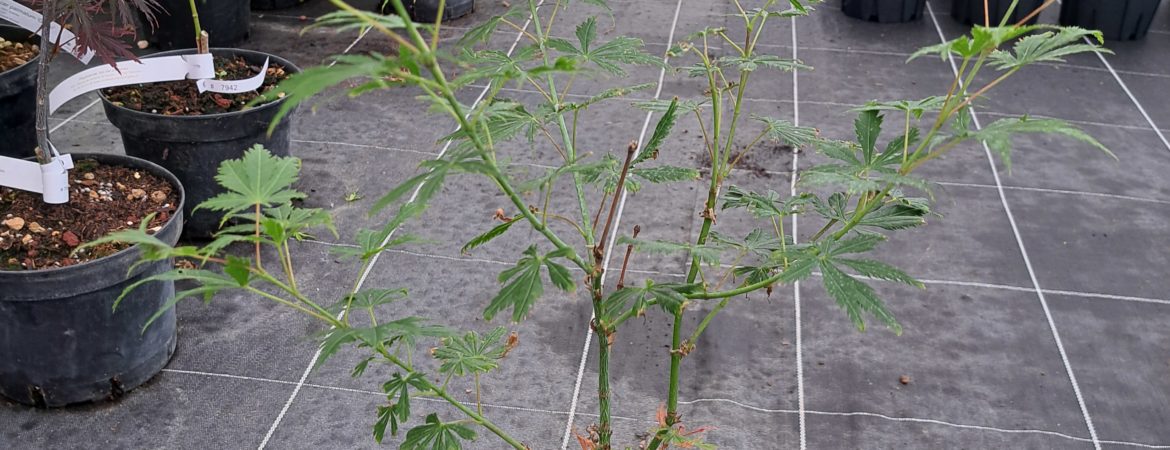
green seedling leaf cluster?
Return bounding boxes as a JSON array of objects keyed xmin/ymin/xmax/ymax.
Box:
[{"xmin": 105, "ymin": 0, "xmax": 1117, "ymax": 448}]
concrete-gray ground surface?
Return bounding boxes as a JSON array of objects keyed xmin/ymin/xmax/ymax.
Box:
[{"xmin": 3, "ymin": 0, "xmax": 1170, "ymax": 448}]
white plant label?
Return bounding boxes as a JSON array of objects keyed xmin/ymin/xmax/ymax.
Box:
[
  {"xmin": 0, "ymin": 150, "xmax": 73, "ymax": 204},
  {"xmin": 0, "ymin": 0, "xmax": 94, "ymax": 64},
  {"xmin": 50, "ymin": 53, "xmax": 215, "ymax": 114},
  {"xmin": 198, "ymin": 58, "xmax": 269, "ymax": 94}
]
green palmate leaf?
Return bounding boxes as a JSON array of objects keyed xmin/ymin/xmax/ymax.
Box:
[
  {"xmin": 317, "ymin": 318, "xmax": 452, "ymax": 370},
  {"xmin": 988, "ymin": 26, "xmax": 1109, "ymax": 70},
  {"xmin": 351, "ymin": 356, "xmax": 375, "ymax": 378},
  {"xmin": 458, "ymin": 8, "xmax": 526, "ymax": 47},
  {"xmin": 311, "ymin": 8, "xmax": 410, "ymax": 33},
  {"xmin": 971, "ymin": 116, "xmax": 1114, "ymax": 172},
  {"xmin": 346, "ymin": 288, "xmax": 408, "ymax": 310},
  {"xmin": 455, "ymin": 46, "xmax": 542, "ymax": 86},
  {"xmin": 462, "ymin": 218, "xmax": 519, "ymax": 254},
  {"xmin": 111, "ymin": 268, "xmax": 240, "ymax": 331},
  {"xmin": 633, "ymin": 98, "xmax": 680, "ymax": 165},
  {"xmin": 818, "ymin": 261, "xmax": 902, "ymax": 334},
  {"xmin": 375, "ymin": 372, "xmax": 431, "ymax": 442},
  {"xmin": 721, "ymin": 186, "xmax": 812, "ymax": 219},
  {"xmin": 371, "ymin": 152, "xmax": 487, "ymax": 215},
  {"xmin": 484, "ymin": 246, "xmax": 570, "ymax": 322},
  {"xmin": 336, "ymin": 203, "xmax": 426, "ymax": 261},
  {"xmin": 600, "ymin": 280, "xmax": 700, "ymax": 320},
  {"xmin": 373, "ymin": 405, "xmax": 394, "ymax": 444},
  {"xmin": 800, "ymin": 164, "xmax": 882, "ymax": 194},
  {"xmin": 836, "ymin": 258, "xmax": 924, "ymax": 288},
  {"xmin": 855, "ymin": 97, "xmax": 945, "ymax": 119},
  {"xmin": 517, "ymin": 157, "xmax": 614, "ymax": 193},
  {"xmin": 262, "ymin": 204, "xmax": 337, "ymax": 241},
  {"xmin": 747, "ymin": 0, "xmax": 820, "ymax": 19},
  {"xmin": 442, "ymin": 101, "xmax": 547, "ymax": 150},
  {"xmin": 576, "ymin": 16, "xmax": 598, "ymax": 52},
  {"xmin": 882, "ymin": 126, "xmax": 921, "ymax": 162},
  {"xmin": 810, "ymin": 192, "xmax": 849, "ymax": 222},
  {"xmin": 680, "ymin": 61, "xmax": 717, "ymax": 78},
  {"xmin": 631, "ymin": 166, "xmax": 701, "ymax": 184},
  {"xmin": 854, "ymin": 109, "xmax": 882, "ymax": 164},
  {"xmin": 223, "ymin": 256, "xmax": 252, "ymax": 286},
  {"xmin": 827, "ymin": 233, "xmax": 885, "ymax": 256},
  {"xmin": 857, "ymin": 201, "xmax": 929, "ymax": 231},
  {"xmin": 548, "ymin": 17, "xmax": 663, "ymax": 77},
  {"xmin": 717, "ymin": 54, "xmax": 810, "ymax": 72},
  {"xmin": 545, "ymin": 259, "xmax": 576, "ymax": 291},
  {"xmin": 257, "ymin": 54, "xmax": 390, "ymax": 134},
  {"xmin": 753, "ymin": 115, "xmax": 821, "ymax": 148},
  {"xmin": 579, "ymin": 0, "xmax": 614, "ymax": 15},
  {"xmin": 401, "ymin": 414, "xmax": 477, "ymax": 450},
  {"xmin": 711, "ymin": 229, "xmax": 785, "ymax": 255},
  {"xmin": 197, "ymin": 146, "xmax": 305, "ymax": 222},
  {"xmin": 580, "ymin": 153, "xmax": 643, "ymax": 193},
  {"xmin": 561, "ymin": 83, "xmax": 656, "ymax": 111},
  {"xmin": 616, "ymin": 236, "xmax": 725, "ymax": 266},
  {"xmin": 434, "ymin": 327, "xmax": 509, "ymax": 377},
  {"xmin": 633, "ymin": 98, "xmax": 707, "ymax": 114}
]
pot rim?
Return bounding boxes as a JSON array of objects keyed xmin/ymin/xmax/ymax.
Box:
[
  {"xmin": 0, "ymin": 152, "xmax": 185, "ymax": 280},
  {"xmin": 96, "ymin": 47, "xmax": 301, "ymax": 121}
]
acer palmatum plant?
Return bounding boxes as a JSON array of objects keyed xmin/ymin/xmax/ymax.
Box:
[
  {"xmin": 106, "ymin": 0, "xmax": 1115, "ymax": 448},
  {"xmin": 24, "ymin": 0, "xmax": 160, "ymax": 163}
]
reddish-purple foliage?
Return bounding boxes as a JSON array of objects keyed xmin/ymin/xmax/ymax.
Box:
[{"xmin": 21, "ymin": 0, "xmax": 162, "ymax": 67}]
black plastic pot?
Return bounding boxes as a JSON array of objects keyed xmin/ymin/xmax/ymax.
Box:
[
  {"xmin": 0, "ymin": 25, "xmax": 39, "ymax": 159},
  {"xmin": 0, "ymin": 153, "xmax": 183, "ymax": 407},
  {"xmin": 146, "ymin": 0, "xmax": 251, "ymax": 50},
  {"xmin": 374, "ymin": 0, "xmax": 476, "ymax": 22},
  {"xmin": 1059, "ymin": 0, "xmax": 1162, "ymax": 41},
  {"xmin": 952, "ymin": 0, "xmax": 1045, "ymax": 26},
  {"xmin": 252, "ymin": 0, "xmax": 310, "ymax": 10},
  {"xmin": 100, "ymin": 48, "xmax": 299, "ymax": 238},
  {"xmin": 842, "ymin": 0, "xmax": 927, "ymax": 23}
]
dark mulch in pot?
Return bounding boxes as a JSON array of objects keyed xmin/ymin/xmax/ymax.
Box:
[
  {"xmin": 0, "ymin": 37, "xmax": 37, "ymax": 72},
  {"xmin": 103, "ymin": 55, "xmax": 290, "ymax": 115},
  {"xmin": 0, "ymin": 159, "xmax": 179, "ymax": 270}
]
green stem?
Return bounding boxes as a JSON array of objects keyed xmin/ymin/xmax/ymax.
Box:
[
  {"xmin": 687, "ymin": 297, "xmax": 730, "ymax": 346},
  {"xmin": 596, "ymin": 326, "xmax": 614, "ymax": 449},
  {"xmin": 187, "ymin": 0, "xmax": 203, "ymax": 44}
]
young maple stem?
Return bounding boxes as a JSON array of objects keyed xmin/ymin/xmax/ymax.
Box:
[
  {"xmin": 595, "ymin": 325, "xmax": 614, "ymax": 448},
  {"xmin": 32, "ymin": 0, "xmax": 56, "ymax": 164},
  {"xmin": 474, "ymin": 373, "xmax": 483, "ymax": 416},
  {"xmin": 186, "ymin": 0, "xmax": 208, "ymax": 53},
  {"xmin": 254, "ymin": 204, "xmax": 263, "ymax": 270},
  {"xmin": 616, "ymin": 225, "xmax": 640, "ymax": 290},
  {"xmin": 595, "ymin": 142, "xmax": 638, "ymax": 255}
]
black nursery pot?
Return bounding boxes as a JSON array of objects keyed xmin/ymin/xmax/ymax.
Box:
[
  {"xmin": 252, "ymin": 0, "xmax": 310, "ymax": 10},
  {"xmin": 842, "ymin": 0, "xmax": 927, "ymax": 23},
  {"xmin": 374, "ymin": 0, "xmax": 477, "ymax": 22},
  {"xmin": 952, "ymin": 0, "xmax": 1045, "ymax": 26},
  {"xmin": 100, "ymin": 48, "xmax": 300, "ymax": 238},
  {"xmin": 1059, "ymin": 0, "xmax": 1162, "ymax": 41},
  {"xmin": 0, "ymin": 25, "xmax": 39, "ymax": 159},
  {"xmin": 147, "ymin": 0, "xmax": 251, "ymax": 50},
  {"xmin": 0, "ymin": 153, "xmax": 184, "ymax": 408}
]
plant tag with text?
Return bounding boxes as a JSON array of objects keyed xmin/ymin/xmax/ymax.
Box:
[
  {"xmin": 0, "ymin": 149, "xmax": 73, "ymax": 204},
  {"xmin": 50, "ymin": 53, "xmax": 215, "ymax": 114},
  {"xmin": 198, "ymin": 58, "xmax": 269, "ymax": 94},
  {"xmin": 0, "ymin": 0, "xmax": 94, "ymax": 64}
]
